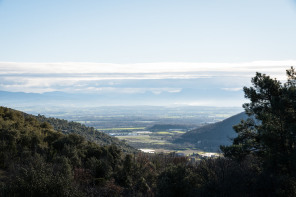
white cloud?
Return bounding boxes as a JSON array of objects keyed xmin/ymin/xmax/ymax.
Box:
[
  {"xmin": 222, "ymin": 88, "xmax": 242, "ymax": 92},
  {"xmin": 0, "ymin": 60, "xmax": 294, "ymax": 93},
  {"xmin": 0, "ymin": 60, "xmax": 294, "ymax": 75},
  {"xmin": 82, "ymin": 87, "xmax": 182, "ymax": 94}
]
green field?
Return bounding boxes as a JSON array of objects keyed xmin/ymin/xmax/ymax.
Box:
[
  {"xmin": 96, "ymin": 127, "xmax": 146, "ymax": 131},
  {"xmin": 170, "ymin": 130, "xmax": 186, "ymax": 134},
  {"xmin": 113, "ymin": 128, "xmax": 187, "ymax": 152},
  {"xmin": 155, "ymin": 131, "xmax": 172, "ymax": 135},
  {"xmin": 117, "ymin": 135, "xmax": 167, "ymax": 144}
]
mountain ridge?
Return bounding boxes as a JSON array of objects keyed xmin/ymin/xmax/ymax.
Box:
[
  {"xmin": 174, "ymin": 112, "xmax": 247, "ymax": 152},
  {"xmin": 0, "ymin": 88, "xmax": 244, "ymax": 107},
  {"xmin": 0, "ymin": 106, "xmax": 136, "ymax": 153}
]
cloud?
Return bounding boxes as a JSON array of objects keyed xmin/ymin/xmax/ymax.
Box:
[
  {"xmin": 0, "ymin": 60, "xmax": 294, "ymax": 75},
  {"xmin": 222, "ymin": 88, "xmax": 242, "ymax": 92},
  {"xmin": 0, "ymin": 60, "xmax": 294, "ymax": 93}
]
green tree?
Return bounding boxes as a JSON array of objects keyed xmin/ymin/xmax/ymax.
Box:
[
  {"xmin": 221, "ymin": 67, "xmax": 296, "ymax": 195},
  {"xmin": 157, "ymin": 164, "xmax": 191, "ymax": 197}
]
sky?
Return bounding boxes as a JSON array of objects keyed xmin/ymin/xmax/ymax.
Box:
[
  {"xmin": 1, "ymin": 0, "xmax": 296, "ymax": 63},
  {"xmin": 0, "ymin": 0, "xmax": 296, "ymax": 106}
]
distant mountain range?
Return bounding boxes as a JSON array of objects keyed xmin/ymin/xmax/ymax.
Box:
[
  {"xmin": 174, "ymin": 112, "xmax": 247, "ymax": 152},
  {"xmin": 0, "ymin": 88, "xmax": 244, "ymax": 107}
]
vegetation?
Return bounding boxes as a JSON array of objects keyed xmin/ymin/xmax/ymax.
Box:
[
  {"xmin": 0, "ymin": 107, "xmax": 163, "ymax": 196},
  {"xmin": 0, "ymin": 106, "xmax": 252, "ymax": 197},
  {"xmin": 35, "ymin": 115, "xmax": 136, "ymax": 153},
  {"xmin": 115, "ymin": 130, "xmax": 187, "ymax": 151},
  {"xmin": 221, "ymin": 67, "xmax": 296, "ymax": 196}
]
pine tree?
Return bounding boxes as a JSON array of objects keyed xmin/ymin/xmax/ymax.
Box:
[{"xmin": 221, "ymin": 67, "xmax": 296, "ymax": 174}]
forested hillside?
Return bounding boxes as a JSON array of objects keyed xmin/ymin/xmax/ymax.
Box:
[
  {"xmin": 0, "ymin": 105, "xmax": 264, "ymax": 197},
  {"xmin": 174, "ymin": 112, "xmax": 247, "ymax": 151},
  {"xmin": 35, "ymin": 115, "xmax": 136, "ymax": 153},
  {"xmin": 0, "ymin": 106, "xmax": 275, "ymax": 197},
  {"xmin": 0, "ymin": 106, "xmax": 165, "ymax": 196}
]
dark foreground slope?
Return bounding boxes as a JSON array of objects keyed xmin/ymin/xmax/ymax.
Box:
[
  {"xmin": 0, "ymin": 106, "xmax": 154, "ymax": 196},
  {"xmin": 0, "ymin": 107, "xmax": 290, "ymax": 196},
  {"xmin": 174, "ymin": 112, "xmax": 247, "ymax": 152}
]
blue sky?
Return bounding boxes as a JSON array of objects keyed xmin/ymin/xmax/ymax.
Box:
[
  {"xmin": 1, "ymin": 0, "xmax": 296, "ymax": 63},
  {"xmin": 0, "ymin": 0, "xmax": 296, "ymax": 106}
]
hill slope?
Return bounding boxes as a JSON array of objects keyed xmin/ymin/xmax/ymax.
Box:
[
  {"xmin": 0, "ymin": 106, "xmax": 136, "ymax": 153},
  {"xmin": 0, "ymin": 106, "xmax": 146, "ymax": 196},
  {"xmin": 174, "ymin": 112, "xmax": 247, "ymax": 152},
  {"xmin": 35, "ymin": 115, "xmax": 137, "ymax": 153}
]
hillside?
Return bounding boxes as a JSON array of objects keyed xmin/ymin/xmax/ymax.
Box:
[
  {"xmin": 0, "ymin": 106, "xmax": 135, "ymax": 153},
  {"xmin": 35, "ymin": 115, "xmax": 136, "ymax": 153},
  {"xmin": 0, "ymin": 106, "xmax": 154, "ymax": 196},
  {"xmin": 0, "ymin": 106, "xmax": 291, "ymax": 196},
  {"xmin": 174, "ymin": 112, "xmax": 247, "ymax": 152}
]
